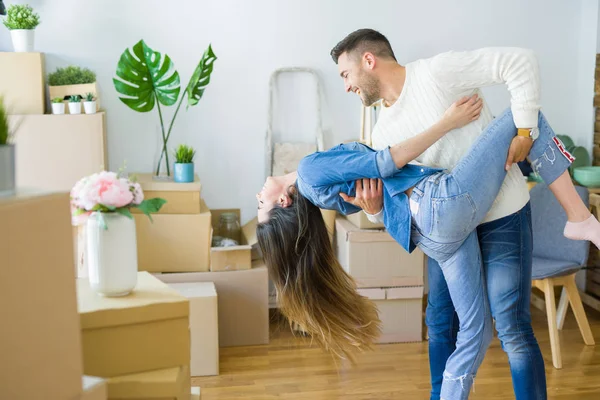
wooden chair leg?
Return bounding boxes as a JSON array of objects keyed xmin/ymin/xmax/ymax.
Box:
[
  {"xmin": 556, "ymin": 287, "xmax": 569, "ymax": 330},
  {"xmin": 565, "ymin": 275, "xmax": 596, "ymax": 346},
  {"xmin": 543, "ymin": 278, "xmax": 562, "ymax": 369}
]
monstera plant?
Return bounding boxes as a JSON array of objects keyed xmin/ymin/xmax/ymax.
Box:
[{"xmin": 113, "ymin": 39, "xmax": 217, "ymax": 177}]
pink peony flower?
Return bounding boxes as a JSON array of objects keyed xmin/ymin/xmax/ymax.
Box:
[
  {"xmin": 130, "ymin": 182, "xmax": 144, "ymax": 205},
  {"xmin": 71, "ymin": 171, "xmax": 134, "ymax": 211}
]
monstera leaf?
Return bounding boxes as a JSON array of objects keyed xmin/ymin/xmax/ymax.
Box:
[
  {"xmin": 113, "ymin": 40, "xmax": 181, "ymax": 112},
  {"xmin": 185, "ymin": 44, "xmax": 217, "ymax": 109}
]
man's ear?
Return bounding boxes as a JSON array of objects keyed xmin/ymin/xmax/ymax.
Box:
[
  {"xmin": 363, "ymin": 52, "xmax": 376, "ymax": 70},
  {"xmin": 279, "ymin": 194, "xmax": 293, "ymax": 208}
]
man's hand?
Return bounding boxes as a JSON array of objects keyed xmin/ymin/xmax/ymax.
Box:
[
  {"xmin": 339, "ymin": 178, "xmax": 383, "ymax": 215},
  {"xmin": 505, "ymin": 136, "xmax": 533, "ymax": 170}
]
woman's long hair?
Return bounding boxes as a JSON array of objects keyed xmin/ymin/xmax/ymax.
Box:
[{"xmin": 257, "ymin": 185, "xmax": 382, "ymax": 361}]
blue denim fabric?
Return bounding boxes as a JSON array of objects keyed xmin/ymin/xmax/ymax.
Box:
[{"xmin": 427, "ymin": 203, "xmax": 548, "ymax": 400}]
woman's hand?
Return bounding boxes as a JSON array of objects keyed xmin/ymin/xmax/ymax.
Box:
[{"xmin": 443, "ymin": 94, "xmax": 484, "ymax": 130}]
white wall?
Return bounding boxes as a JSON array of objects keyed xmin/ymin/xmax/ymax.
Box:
[{"xmin": 0, "ymin": 0, "xmax": 597, "ymax": 222}]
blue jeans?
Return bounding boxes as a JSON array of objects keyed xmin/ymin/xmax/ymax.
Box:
[
  {"xmin": 410, "ymin": 109, "xmax": 570, "ymax": 399},
  {"xmin": 427, "ymin": 203, "xmax": 547, "ymax": 400}
]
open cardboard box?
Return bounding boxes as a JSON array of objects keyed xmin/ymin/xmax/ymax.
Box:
[{"xmin": 209, "ymin": 209, "xmax": 259, "ymax": 272}]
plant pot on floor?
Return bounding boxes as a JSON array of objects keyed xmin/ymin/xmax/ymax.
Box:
[
  {"xmin": 68, "ymin": 102, "xmax": 82, "ymax": 114},
  {"xmin": 174, "ymin": 163, "xmax": 194, "ymax": 183},
  {"xmin": 0, "ymin": 145, "xmax": 16, "ymax": 197},
  {"xmin": 10, "ymin": 29, "xmax": 35, "ymax": 52},
  {"xmin": 86, "ymin": 212, "xmax": 138, "ymax": 296},
  {"xmin": 84, "ymin": 101, "xmax": 97, "ymax": 114},
  {"xmin": 52, "ymin": 102, "xmax": 65, "ymax": 115}
]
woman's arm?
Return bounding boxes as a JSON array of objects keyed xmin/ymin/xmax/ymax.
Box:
[
  {"xmin": 297, "ymin": 95, "xmax": 482, "ymax": 187},
  {"xmin": 388, "ymin": 95, "xmax": 483, "ymax": 169}
]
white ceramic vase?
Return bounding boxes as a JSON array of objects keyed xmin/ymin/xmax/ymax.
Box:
[
  {"xmin": 86, "ymin": 212, "xmax": 138, "ymax": 296},
  {"xmin": 10, "ymin": 29, "xmax": 35, "ymax": 52},
  {"xmin": 68, "ymin": 102, "xmax": 82, "ymax": 114}
]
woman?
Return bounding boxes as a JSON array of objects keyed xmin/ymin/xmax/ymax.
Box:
[{"xmin": 256, "ymin": 96, "xmax": 599, "ymax": 398}]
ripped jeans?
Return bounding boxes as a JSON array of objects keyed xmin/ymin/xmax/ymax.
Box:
[{"xmin": 410, "ymin": 109, "xmax": 571, "ymax": 399}]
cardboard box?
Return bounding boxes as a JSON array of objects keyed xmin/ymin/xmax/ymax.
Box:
[
  {"xmin": 0, "ymin": 52, "xmax": 45, "ymax": 114},
  {"xmin": 107, "ymin": 365, "xmax": 190, "ymax": 400},
  {"xmin": 335, "ymin": 217, "xmax": 425, "ymax": 288},
  {"xmin": 130, "ymin": 173, "xmax": 202, "ymax": 215},
  {"xmin": 321, "ymin": 209, "xmax": 337, "ymax": 244},
  {"xmin": 0, "ymin": 191, "xmax": 84, "ymax": 400},
  {"xmin": 344, "ymin": 210, "xmax": 385, "ymax": 229},
  {"xmin": 135, "ymin": 200, "xmax": 211, "ymax": 273},
  {"xmin": 357, "ymin": 286, "xmax": 424, "ymax": 343},
  {"xmin": 156, "ymin": 263, "xmax": 269, "ymax": 347},
  {"xmin": 210, "ymin": 210, "xmax": 258, "ymax": 272},
  {"xmin": 80, "ymin": 376, "xmax": 107, "ymax": 400},
  {"xmin": 77, "ymin": 272, "xmax": 190, "ymax": 377},
  {"xmin": 49, "ymin": 82, "xmax": 100, "ymax": 113},
  {"xmin": 10, "ymin": 112, "xmax": 108, "ymax": 192},
  {"xmin": 167, "ymin": 283, "xmax": 219, "ymax": 376}
]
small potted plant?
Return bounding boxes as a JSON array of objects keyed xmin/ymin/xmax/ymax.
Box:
[
  {"xmin": 68, "ymin": 95, "xmax": 82, "ymax": 114},
  {"xmin": 2, "ymin": 4, "xmax": 41, "ymax": 52},
  {"xmin": 0, "ymin": 96, "xmax": 16, "ymax": 196},
  {"xmin": 173, "ymin": 144, "xmax": 196, "ymax": 183},
  {"xmin": 48, "ymin": 66, "xmax": 98, "ymax": 108},
  {"xmin": 51, "ymin": 97, "xmax": 65, "ymax": 115},
  {"xmin": 83, "ymin": 92, "xmax": 97, "ymax": 114}
]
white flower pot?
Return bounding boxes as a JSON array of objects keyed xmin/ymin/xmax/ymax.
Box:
[
  {"xmin": 52, "ymin": 102, "xmax": 65, "ymax": 115},
  {"xmin": 68, "ymin": 102, "xmax": 82, "ymax": 114},
  {"xmin": 10, "ymin": 29, "xmax": 35, "ymax": 52},
  {"xmin": 84, "ymin": 101, "xmax": 97, "ymax": 114},
  {"xmin": 86, "ymin": 212, "xmax": 138, "ymax": 296}
]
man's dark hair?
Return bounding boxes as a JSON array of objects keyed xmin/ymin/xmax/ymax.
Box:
[{"xmin": 330, "ymin": 29, "xmax": 396, "ymax": 64}]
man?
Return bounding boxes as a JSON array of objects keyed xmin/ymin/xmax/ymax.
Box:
[{"xmin": 331, "ymin": 29, "xmax": 547, "ymax": 400}]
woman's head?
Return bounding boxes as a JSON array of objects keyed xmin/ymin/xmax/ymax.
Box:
[{"xmin": 256, "ymin": 182, "xmax": 382, "ymax": 361}]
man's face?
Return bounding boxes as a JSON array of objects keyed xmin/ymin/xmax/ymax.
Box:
[{"xmin": 338, "ymin": 52, "xmax": 381, "ymax": 106}]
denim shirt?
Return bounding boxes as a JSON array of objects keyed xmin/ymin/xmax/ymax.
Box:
[{"xmin": 296, "ymin": 142, "xmax": 442, "ymax": 252}]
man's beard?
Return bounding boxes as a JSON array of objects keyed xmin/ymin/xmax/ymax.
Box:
[{"xmin": 358, "ymin": 73, "xmax": 381, "ymax": 106}]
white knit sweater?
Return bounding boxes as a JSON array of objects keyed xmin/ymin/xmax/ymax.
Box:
[{"xmin": 370, "ymin": 47, "xmax": 541, "ymax": 224}]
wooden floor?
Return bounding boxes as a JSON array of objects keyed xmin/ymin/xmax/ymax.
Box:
[{"xmin": 192, "ymin": 303, "xmax": 600, "ymax": 399}]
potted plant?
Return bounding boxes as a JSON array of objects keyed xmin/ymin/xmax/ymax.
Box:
[
  {"xmin": 173, "ymin": 144, "xmax": 196, "ymax": 183},
  {"xmin": 113, "ymin": 40, "xmax": 217, "ymax": 179},
  {"xmin": 0, "ymin": 96, "xmax": 16, "ymax": 196},
  {"xmin": 51, "ymin": 97, "xmax": 65, "ymax": 115},
  {"xmin": 83, "ymin": 92, "xmax": 97, "ymax": 114},
  {"xmin": 2, "ymin": 4, "xmax": 40, "ymax": 52},
  {"xmin": 70, "ymin": 171, "xmax": 166, "ymax": 296},
  {"xmin": 48, "ymin": 66, "xmax": 98, "ymax": 109},
  {"xmin": 68, "ymin": 95, "xmax": 82, "ymax": 114}
]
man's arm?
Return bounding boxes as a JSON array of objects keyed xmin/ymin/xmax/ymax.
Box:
[{"xmin": 428, "ymin": 47, "xmax": 541, "ymax": 129}]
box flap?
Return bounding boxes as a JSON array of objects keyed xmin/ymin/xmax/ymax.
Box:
[
  {"xmin": 132, "ymin": 173, "xmax": 201, "ymax": 192},
  {"xmin": 107, "ymin": 365, "xmax": 186, "ymax": 398},
  {"xmin": 335, "ymin": 216, "xmax": 393, "ymax": 243},
  {"xmin": 77, "ymin": 272, "xmax": 189, "ymax": 329},
  {"xmin": 357, "ymin": 288, "xmax": 386, "ymax": 300},
  {"xmin": 167, "ymin": 282, "xmax": 217, "ymax": 298},
  {"xmin": 242, "ymin": 217, "xmax": 258, "ymax": 247},
  {"xmin": 386, "ymin": 286, "xmax": 424, "ymax": 300}
]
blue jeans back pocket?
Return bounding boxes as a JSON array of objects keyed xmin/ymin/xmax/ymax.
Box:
[{"xmin": 430, "ymin": 193, "xmax": 476, "ymax": 242}]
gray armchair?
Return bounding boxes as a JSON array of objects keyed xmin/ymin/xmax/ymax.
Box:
[{"xmin": 530, "ymin": 183, "xmax": 595, "ymax": 369}]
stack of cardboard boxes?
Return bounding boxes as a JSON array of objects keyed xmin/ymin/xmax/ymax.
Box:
[
  {"xmin": 0, "ymin": 191, "xmax": 109, "ymax": 400},
  {"xmin": 335, "ymin": 211, "xmax": 425, "ymax": 343},
  {"xmin": 131, "ymin": 174, "xmax": 270, "ymax": 362},
  {"xmin": 76, "ymin": 271, "xmax": 199, "ymax": 399}
]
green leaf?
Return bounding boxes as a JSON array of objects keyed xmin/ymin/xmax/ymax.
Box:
[
  {"xmin": 134, "ymin": 198, "xmax": 167, "ymax": 223},
  {"xmin": 185, "ymin": 44, "xmax": 217, "ymax": 109},
  {"xmin": 113, "ymin": 40, "xmax": 181, "ymax": 113},
  {"xmin": 116, "ymin": 208, "xmax": 134, "ymax": 219}
]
